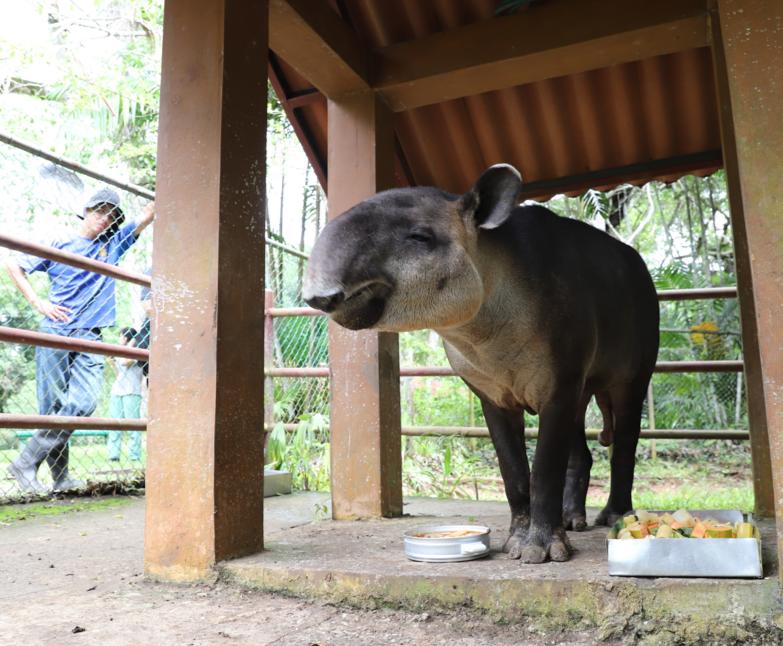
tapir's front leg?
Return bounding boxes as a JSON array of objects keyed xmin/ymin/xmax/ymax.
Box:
[
  {"xmin": 522, "ymin": 386, "xmax": 579, "ymax": 563},
  {"xmin": 477, "ymin": 394, "xmax": 530, "ymax": 558}
]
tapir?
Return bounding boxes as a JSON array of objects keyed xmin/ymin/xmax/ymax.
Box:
[{"xmin": 303, "ymin": 164, "xmax": 659, "ymax": 563}]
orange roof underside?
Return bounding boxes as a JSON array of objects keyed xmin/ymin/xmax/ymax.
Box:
[{"xmin": 269, "ymin": 0, "xmax": 721, "ymax": 200}]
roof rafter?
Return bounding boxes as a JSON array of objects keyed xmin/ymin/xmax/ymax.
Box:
[
  {"xmin": 373, "ymin": 0, "xmax": 710, "ymax": 111},
  {"xmin": 269, "ymin": 0, "xmax": 371, "ymax": 98}
]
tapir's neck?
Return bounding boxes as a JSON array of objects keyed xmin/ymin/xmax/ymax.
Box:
[{"xmin": 434, "ymin": 237, "xmax": 531, "ymax": 352}]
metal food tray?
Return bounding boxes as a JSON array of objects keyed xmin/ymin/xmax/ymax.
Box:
[
  {"xmin": 404, "ymin": 525, "xmax": 491, "ymax": 562},
  {"xmin": 607, "ymin": 510, "xmax": 762, "ymax": 578}
]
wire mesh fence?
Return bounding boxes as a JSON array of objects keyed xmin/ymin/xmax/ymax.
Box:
[{"xmin": 0, "ymin": 139, "xmax": 152, "ymax": 502}]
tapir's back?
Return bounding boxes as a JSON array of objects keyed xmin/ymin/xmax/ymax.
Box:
[{"xmin": 485, "ymin": 204, "xmax": 659, "ymax": 384}]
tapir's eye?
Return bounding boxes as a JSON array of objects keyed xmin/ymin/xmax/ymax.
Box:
[{"xmin": 407, "ymin": 228, "xmax": 434, "ymax": 245}]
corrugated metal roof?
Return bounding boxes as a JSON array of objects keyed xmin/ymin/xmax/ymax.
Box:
[{"xmin": 269, "ymin": 1, "xmax": 721, "ymax": 199}]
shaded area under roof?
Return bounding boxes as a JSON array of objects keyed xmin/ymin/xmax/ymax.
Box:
[{"xmin": 269, "ymin": 0, "xmax": 722, "ymax": 200}]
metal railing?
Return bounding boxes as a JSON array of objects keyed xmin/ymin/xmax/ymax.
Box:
[{"xmin": 263, "ymin": 278, "xmax": 750, "ymax": 441}]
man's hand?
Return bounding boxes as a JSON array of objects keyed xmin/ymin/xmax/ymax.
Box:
[
  {"xmin": 134, "ymin": 200, "xmax": 156, "ymax": 236},
  {"xmin": 34, "ymin": 299, "xmax": 71, "ymax": 323}
]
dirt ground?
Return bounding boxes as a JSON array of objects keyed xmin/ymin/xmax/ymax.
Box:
[{"xmin": 0, "ymin": 495, "xmax": 613, "ymax": 646}]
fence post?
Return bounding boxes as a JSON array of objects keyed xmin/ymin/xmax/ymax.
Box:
[{"xmin": 264, "ymin": 289, "xmax": 275, "ymax": 459}]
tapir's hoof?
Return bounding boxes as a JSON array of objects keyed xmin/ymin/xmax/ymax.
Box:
[
  {"xmin": 519, "ymin": 529, "xmax": 573, "ymax": 564},
  {"xmin": 520, "ymin": 544, "xmax": 547, "ymax": 563},
  {"xmin": 595, "ymin": 507, "xmax": 627, "ymax": 527},
  {"xmin": 503, "ymin": 532, "xmax": 527, "ymax": 559},
  {"xmin": 563, "ymin": 511, "xmax": 588, "ymax": 532}
]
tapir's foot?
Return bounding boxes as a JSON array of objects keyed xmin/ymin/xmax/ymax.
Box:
[
  {"xmin": 595, "ymin": 506, "xmax": 630, "ymax": 527},
  {"xmin": 503, "ymin": 530, "xmax": 527, "ymax": 559},
  {"xmin": 562, "ymin": 507, "xmax": 588, "ymax": 532},
  {"xmin": 514, "ymin": 527, "xmax": 573, "ymax": 564},
  {"xmin": 502, "ymin": 513, "xmax": 530, "ymax": 558},
  {"xmin": 522, "ymin": 527, "xmax": 573, "ymax": 563}
]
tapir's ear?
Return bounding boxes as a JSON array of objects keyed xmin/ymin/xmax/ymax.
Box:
[{"xmin": 460, "ymin": 164, "xmax": 522, "ymax": 230}]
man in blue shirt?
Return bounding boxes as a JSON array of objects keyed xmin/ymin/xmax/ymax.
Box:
[{"xmin": 5, "ymin": 188, "xmax": 155, "ymax": 492}]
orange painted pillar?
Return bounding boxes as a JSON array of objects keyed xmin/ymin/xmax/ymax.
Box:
[
  {"xmin": 327, "ymin": 92, "xmax": 403, "ymax": 519},
  {"xmin": 710, "ymin": 0, "xmax": 783, "ymax": 572},
  {"xmin": 144, "ymin": 0, "xmax": 267, "ymax": 581}
]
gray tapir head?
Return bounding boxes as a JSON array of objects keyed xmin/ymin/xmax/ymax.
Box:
[{"xmin": 303, "ymin": 164, "xmax": 522, "ymax": 332}]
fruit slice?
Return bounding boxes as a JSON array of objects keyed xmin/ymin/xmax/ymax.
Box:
[
  {"xmin": 627, "ymin": 521, "xmax": 649, "ymax": 538},
  {"xmin": 672, "ymin": 509, "xmax": 695, "ymax": 528},
  {"xmin": 656, "ymin": 524, "xmax": 675, "ymax": 539},
  {"xmin": 623, "ymin": 514, "xmax": 637, "ymax": 527},
  {"xmin": 736, "ymin": 522, "xmax": 755, "ymax": 539},
  {"xmin": 617, "ymin": 528, "xmax": 633, "ymax": 540},
  {"xmin": 705, "ymin": 523, "xmax": 734, "ymax": 538},
  {"xmin": 691, "ymin": 522, "xmax": 707, "ymax": 539}
]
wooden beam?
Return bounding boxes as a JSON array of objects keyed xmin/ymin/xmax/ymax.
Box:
[
  {"xmin": 145, "ymin": 0, "xmax": 267, "ymax": 581},
  {"xmin": 374, "ymin": 0, "xmax": 709, "ymax": 111},
  {"xmin": 327, "ymin": 91, "xmax": 402, "ymax": 519},
  {"xmin": 269, "ymin": 0, "xmax": 370, "ymax": 98},
  {"xmin": 709, "ymin": 0, "xmax": 781, "ymax": 535}
]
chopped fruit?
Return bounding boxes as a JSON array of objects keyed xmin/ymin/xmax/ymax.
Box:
[
  {"xmin": 705, "ymin": 524, "xmax": 734, "ymax": 539},
  {"xmin": 691, "ymin": 522, "xmax": 707, "ymax": 539},
  {"xmin": 736, "ymin": 523, "xmax": 755, "ymax": 539},
  {"xmin": 627, "ymin": 521, "xmax": 649, "ymax": 538},
  {"xmin": 672, "ymin": 509, "xmax": 696, "ymax": 528},
  {"xmin": 656, "ymin": 524, "xmax": 675, "ymax": 539},
  {"xmin": 608, "ymin": 510, "xmax": 758, "ymax": 541}
]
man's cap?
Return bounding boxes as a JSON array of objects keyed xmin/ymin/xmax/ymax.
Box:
[{"xmin": 81, "ymin": 187, "xmax": 125, "ymax": 225}]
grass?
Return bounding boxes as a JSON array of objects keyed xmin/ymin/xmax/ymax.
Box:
[
  {"xmin": 398, "ymin": 436, "xmax": 755, "ymax": 513},
  {"xmin": 0, "ymin": 496, "xmax": 133, "ymax": 525}
]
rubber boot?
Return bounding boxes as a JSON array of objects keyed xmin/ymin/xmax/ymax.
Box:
[
  {"xmin": 7, "ymin": 437, "xmax": 48, "ymax": 493},
  {"xmin": 48, "ymin": 442, "xmax": 85, "ymax": 492}
]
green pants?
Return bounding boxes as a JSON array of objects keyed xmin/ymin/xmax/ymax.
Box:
[{"xmin": 107, "ymin": 394, "xmax": 142, "ymax": 461}]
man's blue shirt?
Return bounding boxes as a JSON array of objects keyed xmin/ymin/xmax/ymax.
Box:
[{"xmin": 19, "ymin": 221, "xmax": 138, "ymax": 330}]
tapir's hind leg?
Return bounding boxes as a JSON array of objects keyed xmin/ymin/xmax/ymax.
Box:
[
  {"xmin": 595, "ymin": 379, "xmax": 648, "ymax": 526},
  {"xmin": 562, "ymin": 391, "xmax": 593, "ymax": 531},
  {"xmin": 477, "ymin": 395, "xmax": 530, "ymax": 559}
]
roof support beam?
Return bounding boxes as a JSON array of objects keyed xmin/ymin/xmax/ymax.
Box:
[
  {"xmin": 374, "ymin": 0, "xmax": 710, "ymax": 111},
  {"xmin": 269, "ymin": 0, "xmax": 371, "ymax": 97}
]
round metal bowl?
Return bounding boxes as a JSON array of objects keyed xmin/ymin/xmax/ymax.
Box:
[{"xmin": 403, "ymin": 524, "xmax": 491, "ymax": 562}]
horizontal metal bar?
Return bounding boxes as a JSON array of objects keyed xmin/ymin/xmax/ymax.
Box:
[
  {"xmin": 267, "ymin": 307, "xmax": 323, "ymax": 317},
  {"xmin": 265, "ymin": 360, "xmax": 743, "ymax": 378},
  {"xmin": 263, "ymin": 423, "xmax": 749, "ymax": 441},
  {"xmin": 264, "ymin": 288, "xmax": 738, "ymax": 320},
  {"xmin": 0, "ymin": 326, "xmax": 149, "ymax": 360},
  {"xmin": 654, "ymin": 360, "xmax": 743, "ymax": 373},
  {"xmin": 657, "ymin": 287, "xmax": 737, "ymax": 300},
  {"xmin": 266, "ymin": 367, "xmax": 329, "ymax": 377},
  {"xmin": 0, "ymin": 413, "xmax": 147, "ymax": 431},
  {"xmin": 0, "ymin": 232, "xmax": 151, "ymax": 287},
  {"xmin": 0, "ymin": 132, "xmax": 155, "ymax": 200},
  {"xmin": 265, "ymin": 237, "xmax": 309, "ymax": 260}
]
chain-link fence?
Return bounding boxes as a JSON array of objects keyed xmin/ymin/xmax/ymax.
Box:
[{"xmin": 1, "ymin": 138, "xmax": 153, "ymax": 502}]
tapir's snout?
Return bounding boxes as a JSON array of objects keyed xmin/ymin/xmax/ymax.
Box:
[{"xmin": 305, "ymin": 288, "xmax": 344, "ymax": 313}]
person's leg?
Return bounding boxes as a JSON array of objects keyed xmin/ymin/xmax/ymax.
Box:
[
  {"xmin": 8, "ymin": 342, "xmax": 69, "ymax": 492},
  {"xmin": 107, "ymin": 395, "xmax": 123, "ymax": 460},
  {"xmin": 49, "ymin": 332, "xmax": 104, "ymax": 490},
  {"xmin": 123, "ymin": 395, "xmax": 143, "ymax": 460}
]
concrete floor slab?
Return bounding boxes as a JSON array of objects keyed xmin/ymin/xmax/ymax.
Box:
[{"xmin": 225, "ymin": 496, "xmax": 783, "ymax": 643}]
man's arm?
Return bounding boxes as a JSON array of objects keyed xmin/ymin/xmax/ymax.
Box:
[
  {"xmin": 5, "ymin": 258, "xmax": 71, "ymax": 322},
  {"xmin": 134, "ymin": 201, "xmax": 155, "ymax": 237}
]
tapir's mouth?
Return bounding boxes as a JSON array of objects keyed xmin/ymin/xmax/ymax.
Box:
[{"xmin": 332, "ymin": 280, "xmax": 393, "ymax": 330}]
